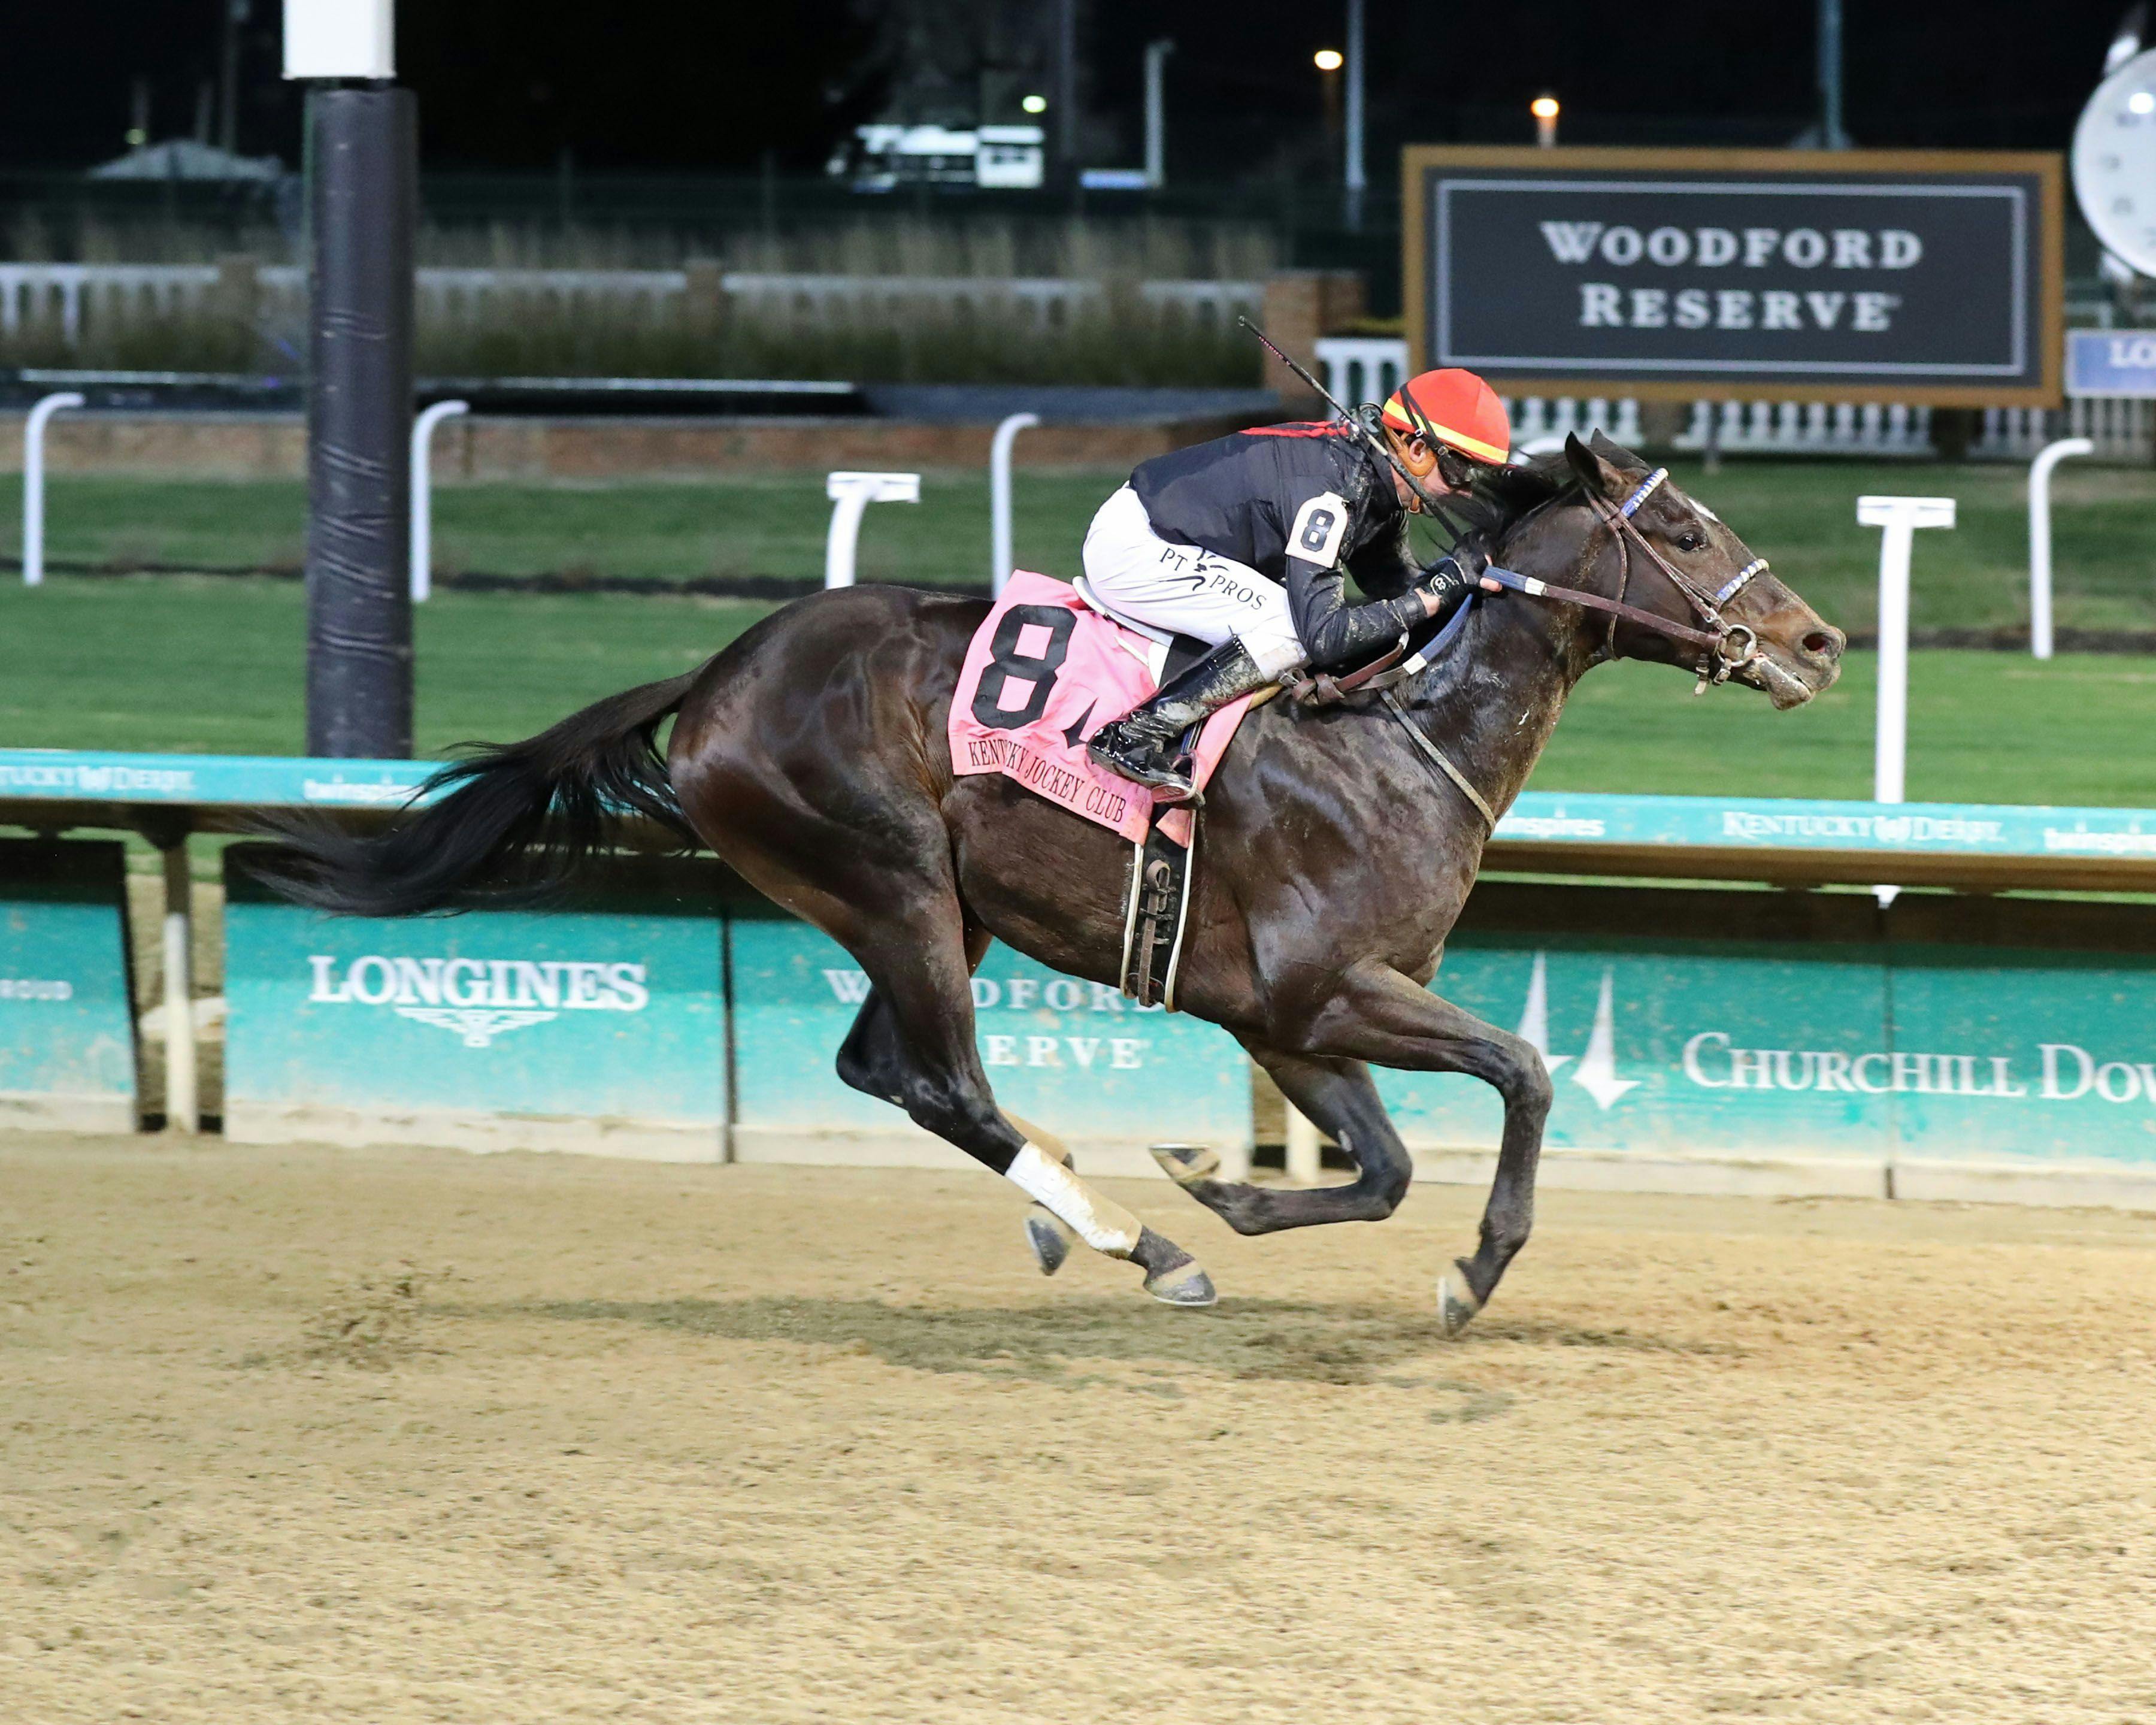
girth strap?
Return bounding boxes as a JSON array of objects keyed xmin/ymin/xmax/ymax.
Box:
[{"xmin": 1379, "ymin": 686, "xmax": 1497, "ymax": 831}]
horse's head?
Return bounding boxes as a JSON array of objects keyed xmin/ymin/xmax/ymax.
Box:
[{"xmin": 1553, "ymin": 433, "xmax": 1844, "ymax": 708}]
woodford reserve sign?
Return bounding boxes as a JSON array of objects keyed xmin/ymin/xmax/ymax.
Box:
[{"xmin": 1402, "ymin": 147, "xmax": 2064, "ymax": 405}]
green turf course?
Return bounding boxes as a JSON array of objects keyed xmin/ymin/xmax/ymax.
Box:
[
  {"xmin": 8, "ymin": 457, "xmax": 2156, "ymax": 634},
  {"xmin": 7, "ymin": 574, "xmax": 2155, "ymax": 806},
  {"xmin": 0, "ymin": 577, "xmax": 765, "ymax": 758}
]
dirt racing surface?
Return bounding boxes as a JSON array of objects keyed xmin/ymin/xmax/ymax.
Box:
[{"xmin": 3, "ymin": 1136, "xmax": 2154, "ymax": 1724}]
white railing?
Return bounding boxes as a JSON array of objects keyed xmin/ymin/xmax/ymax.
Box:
[
  {"xmin": 1975, "ymin": 398, "xmax": 2155, "ymax": 461},
  {"xmin": 1312, "ymin": 339, "xmax": 1643, "ymax": 451},
  {"xmin": 1512, "ymin": 395, "xmax": 1643, "ymax": 450},
  {"xmin": 0, "ymin": 264, "xmax": 222, "ymax": 341},
  {"xmin": 0, "ymin": 261, "xmax": 1263, "ymax": 343},
  {"xmin": 1315, "ymin": 336, "xmax": 2156, "ymax": 462},
  {"xmin": 1676, "ymin": 400, "xmax": 1933, "ymax": 456},
  {"xmin": 1313, "ymin": 335, "xmax": 1407, "ymax": 406},
  {"xmin": 714, "ymin": 273, "xmax": 1258, "ymax": 331}
]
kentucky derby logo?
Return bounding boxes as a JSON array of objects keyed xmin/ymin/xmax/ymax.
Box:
[
  {"xmin": 1515, "ymin": 952, "xmax": 1637, "ymax": 1111},
  {"xmin": 306, "ymin": 954, "xmax": 650, "ymax": 1048}
]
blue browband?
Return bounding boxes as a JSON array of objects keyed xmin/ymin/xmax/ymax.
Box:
[{"xmin": 1618, "ymin": 468, "xmax": 1669, "ymax": 518}]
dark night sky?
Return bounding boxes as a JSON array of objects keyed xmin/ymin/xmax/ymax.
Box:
[{"xmin": 0, "ymin": 1, "xmax": 2131, "ymax": 176}]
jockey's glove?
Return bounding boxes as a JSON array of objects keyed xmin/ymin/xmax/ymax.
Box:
[
  {"xmin": 1420, "ymin": 534, "xmax": 1497, "ymax": 604},
  {"xmin": 1418, "ymin": 554, "xmax": 1474, "ymax": 603},
  {"xmin": 1423, "ymin": 532, "xmax": 1490, "ymax": 583}
]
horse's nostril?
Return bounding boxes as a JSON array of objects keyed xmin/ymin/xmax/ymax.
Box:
[{"xmin": 1802, "ymin": 630, "xmax": 1841, "ymax": 659}]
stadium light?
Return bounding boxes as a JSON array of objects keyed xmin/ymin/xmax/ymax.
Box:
[
  {"xmin": 283, "ymin": 0, "xmax": 393, "ymax": 78},
  {"xmin": 1313, "ymin": 49, "xmax": 1343, "ymax": 71},
  {"xmin": 1021, "ymin": 93, "xmax": 1047, "ymax": 114},
  {"xmin": 1531, "ymin": 94, "xmax": 1560, "ymax": 148}
]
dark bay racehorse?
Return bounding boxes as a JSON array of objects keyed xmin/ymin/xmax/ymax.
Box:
[{"xmin": 261, "ymin": 434, "xmax": 1843, "ymax": 1332}]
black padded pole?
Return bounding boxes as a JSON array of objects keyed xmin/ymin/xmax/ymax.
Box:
[{"xmin": 304, "ymin": 86, "xmax": 417, "ymax": 758}]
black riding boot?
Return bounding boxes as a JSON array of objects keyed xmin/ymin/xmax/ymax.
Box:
[{"xmin": 1086, "ymin": 638, "xmax": 1273, "ymax": 804}]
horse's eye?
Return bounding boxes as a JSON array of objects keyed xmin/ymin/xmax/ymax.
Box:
[{"xmin": 1676, "ymin": 531, "xmax": 1705, "ymax": 553}]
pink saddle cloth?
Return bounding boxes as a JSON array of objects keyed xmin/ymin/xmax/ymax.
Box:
[{"xmin": 949, "ymin": 570, "xmax": 1258, "ymax": 846}]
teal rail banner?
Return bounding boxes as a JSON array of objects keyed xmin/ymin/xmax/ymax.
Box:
[
  {"xmin": 0, "ymin": 839, "xmax": 137, "ymax": 1132},
  {"xmin": 222, "ymin": 849, "xmax": 728, "ymax": 1160},
  {"xmin": 1375, "ymin": 886, "xmax": 2156, "ymax": 1198},
  {"xmin": 1373, "ymin": 936, "xmax": 1895, "ymax": 1176},
  {"xmin": 1884, "ymin": 900, "xmax": 2156, "ymax": 1178},
  {"xmin": 0, "ymin": 750, "xmax": 433, "ymax": 812},
  {"xmin": 728, "ymin": 913, "xmax": 1253, "ymax": 1176}
]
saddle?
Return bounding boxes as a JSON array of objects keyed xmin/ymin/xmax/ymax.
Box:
[
  {"xmin": 947, "ymin": 572, "xmax": 1480, "ymax": 1008},
  {"xmin": 949, "ymin": 572, "xmax": 1268, "ymax": 1011}
]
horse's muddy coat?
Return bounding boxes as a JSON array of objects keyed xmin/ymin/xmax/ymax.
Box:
[
  {"xmin": 5, "ymin": 1139, "xmax": 2154, "ymax": 1725},
  {"xmin": 258, "ymin": 434, "xmax": 1843, "ymax": 1321}
]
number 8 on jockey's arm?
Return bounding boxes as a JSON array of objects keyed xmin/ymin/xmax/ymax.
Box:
[{"xmin": 1082, "ymin": 368, "xmax": 1514, "ymax": 803}]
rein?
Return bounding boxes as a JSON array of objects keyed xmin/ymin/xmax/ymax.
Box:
[
  {"xmin": 1488, "ymin": 468, "xmax": 1769, "ymax": 695},
  {"xmin": 1327, "ymin": 465, "xmax": 1780, "ymax": 830}
]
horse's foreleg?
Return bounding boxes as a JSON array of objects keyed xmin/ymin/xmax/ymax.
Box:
[
  {"xmin": 1168, "ymin": 960, "xmax": 1550, "ymax": 1333},
  {"xmin": 1316, "ymin": 963, "xmax": 1551, "ymax": 1333}
]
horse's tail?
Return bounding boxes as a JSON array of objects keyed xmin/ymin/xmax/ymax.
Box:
[{"xmin": 251, "ymin": 666, "xmax": 707, "ymax": 918}]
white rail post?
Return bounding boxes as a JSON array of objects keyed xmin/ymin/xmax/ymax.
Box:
[
  {"xmin": 161, "ymin": 839, "xmax": 198, "ymax": 1134},
  {"xmin": 1143, "ymin": 40, "xmax": 1174, "ymax": 189},
  {"xmin": 408, "ymin": 398, "xmax": 470, "ymax": 603},
  {"xmin": 823, "ymin": 471, "xmax": 920, "ymax": 589},
  {"xmin": 1284, "ymin": 1104, "xmax": 1324, "ymax": 1185},
  {"xmin": 1857, "ymin": 495, "xmax": 1957, "ymax": 907},
  {"xmin": 22, "ymin": 390, "xmax": 84, "ymax": 586},
  {"xmin": 989, "ymin": 413, "xmax": 1040, "ymax": 595},
  {"xmin": 2027, "ymin": 437, "xmax": 2094, "ymax": 661}
]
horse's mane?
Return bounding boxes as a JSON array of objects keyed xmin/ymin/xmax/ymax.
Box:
[{"xmin": 1447, "ymin": 434, "xmax": 1653, "ymax": 549}]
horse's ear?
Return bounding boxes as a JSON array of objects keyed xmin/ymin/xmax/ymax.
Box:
[{"xmin": 1563, "ymin": 431, "xmax": 1625, "ymax": 501}]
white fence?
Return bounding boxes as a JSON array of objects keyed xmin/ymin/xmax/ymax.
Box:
[
  {"xmin": 4, "ymin": 265, "xmax": 2142, "ymax": 458},
  {"xmin": 0, "ymin": 264, "xmax": 227, "ymax": 342},
  {"xmin": 0, "ymin": 262, "xmax": 1262, "ymax": 342},
  {"xmin": 1313, "ymin": 336, "xmax": 2153, "ymax": 463}
]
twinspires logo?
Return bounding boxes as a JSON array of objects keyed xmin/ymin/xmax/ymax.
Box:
[
  {"xmin": 1513, "ymin": 953, "xmax": 1636, "ymax": 1112},
  {"xmin": 307, "ymin": 954, "xmax": 650, "ymax": 1048}
]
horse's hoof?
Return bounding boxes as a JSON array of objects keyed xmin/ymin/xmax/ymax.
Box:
[
  {"xmin": 1130, "ymin": 1224, "xmax": 1218, "ymax": 1307},
  {"xmin": 1437, "ymin": 1260, "xmax": 1484, "ymax": 1337},
  {"xmin": 1024, "ymin": 1205, "xmax": 1076, "ymax": 1277},
  {"xmin": 1150, "ymin": 1142, "xmax": 1221, "ymax": 1187},
  {"xmin": 1144, "ymin": 1261, "xmax": 1218, "ymax": 1307}
]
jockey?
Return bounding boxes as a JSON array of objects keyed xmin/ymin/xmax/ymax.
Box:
[{"xmin": 1082, "ymin": 368, "xmax": 1513, "ymax": 800}]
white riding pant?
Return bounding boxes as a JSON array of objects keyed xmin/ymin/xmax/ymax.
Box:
[{"xmin": 1080, "ymin": 485, "xmax": 1307, "ymax": 678}]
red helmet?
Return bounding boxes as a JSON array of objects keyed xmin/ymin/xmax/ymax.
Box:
[{"xmin": 1380, "ymin": 368, "xmax": 1511, "ymax": 471}]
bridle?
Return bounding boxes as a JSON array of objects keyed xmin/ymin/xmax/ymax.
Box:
[
  {"xmin": 1483, "ymin": 467, "xmax": 1770, "ymax": 695},
  {"xmin": 1355, "ymin": 462, "xmax": 1781, "ymax": 836}
]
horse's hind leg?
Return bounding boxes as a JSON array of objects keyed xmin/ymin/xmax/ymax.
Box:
[
  {"xmin": 831, "ymin": 940, "xmax": 1077, "ymax": 1278},
  {"xmin": 829, "ymin": 910, "xmax": 1216, "ymax": 1306},
  {"xmin": 1153, "ymin": 1048, "xmax": 1413, "ymax": 1234}
]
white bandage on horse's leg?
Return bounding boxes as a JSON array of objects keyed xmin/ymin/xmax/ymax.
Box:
[
  {"xmin": 1003, "ymin": 1113, "xmax": 1071, "ymax": 1166},
  {"xmin": 1005, "ymin": 1143, "xmax": 1141, "ymax": 1257}
]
